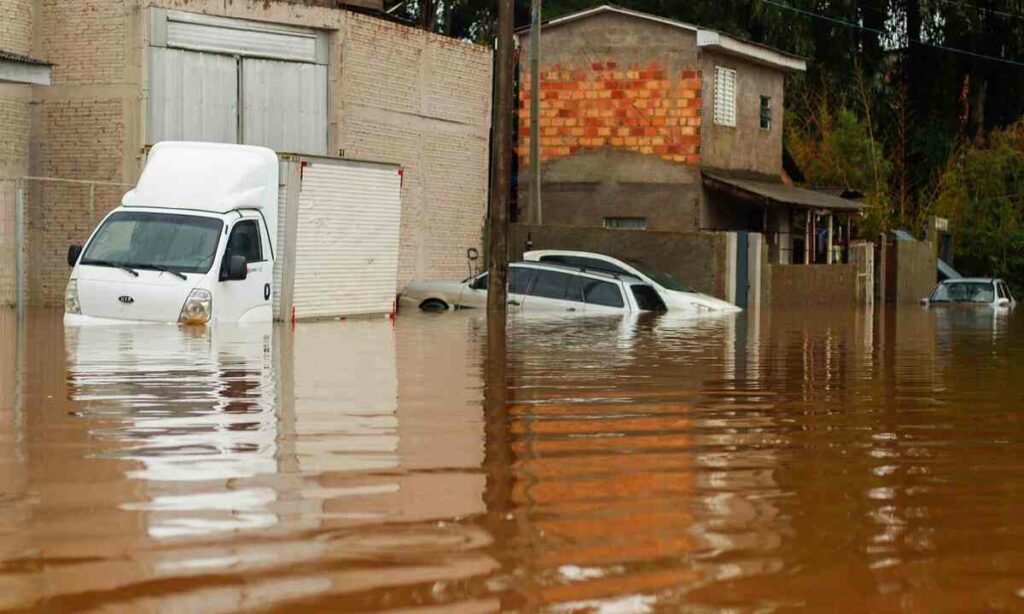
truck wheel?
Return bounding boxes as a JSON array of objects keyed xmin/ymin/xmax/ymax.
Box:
[{"xmin": 419, "ymin": 299, "xmax": 449, "ymax": 312}]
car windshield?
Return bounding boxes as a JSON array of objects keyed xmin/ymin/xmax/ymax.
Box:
[
  {"xmin": 930, "ymin": 281, "xmax": 996, "ymax": 304},
  {"xmin": 81, "ymin": 211, "xmax": 223, "ymax": 274},
  {"xmin": 623, "ymin": 259, "xmax": 694, "ymax": 292}
]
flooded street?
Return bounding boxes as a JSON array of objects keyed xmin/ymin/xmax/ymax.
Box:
[{"xmin": 2, "ymin": 306, "xmax": 1024, "ymax": 611}]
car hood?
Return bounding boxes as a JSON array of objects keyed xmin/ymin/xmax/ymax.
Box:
[
  {"xmin": 661, "ymin": 289, "xmax": 741, "ymax": 313},
  {"xmin": 75, "ymin": 265, "xmax": 198, "ymax": 322}
]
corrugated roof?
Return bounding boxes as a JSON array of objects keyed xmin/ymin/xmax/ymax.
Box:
[
  {"xmin": 0, "ymin": 49, "xmax": 51, "ymax": 66},
  {"xmin": 703, "ymin": 172, "xmax": 866, "ymax": 212}
]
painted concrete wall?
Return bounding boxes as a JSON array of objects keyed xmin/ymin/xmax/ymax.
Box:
[
  {"xmin": 0, "ymin": 0, "xmax": 33, "ymax": 306},
  {"xmin": 894, "ymin": 239, "xmax": 936, "ymax": 304},
  {"xmin": 510, "ymin": 223, "xmax": 730, "ymax": 299},
  {"xmin": 19, "ymin": 0, "xmax": 491, "ymax": 306},
  {"xmin": 763, "ymin": 264, "xmax": 859, "ymax": 309}
]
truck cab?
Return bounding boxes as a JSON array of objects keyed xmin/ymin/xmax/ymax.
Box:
[{"xmin": 64, "ymin": 142, "xmax": 278, "ymax": 325}]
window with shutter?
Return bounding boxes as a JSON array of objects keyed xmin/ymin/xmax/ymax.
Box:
[{"xmin": 714, "ymin": 66, "xmax": 737, "ymax": 127}]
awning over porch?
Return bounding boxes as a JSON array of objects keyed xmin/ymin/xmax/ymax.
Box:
[{"xmin": 703, "ymin": 172, "xmax": 866, "ymax": 213}]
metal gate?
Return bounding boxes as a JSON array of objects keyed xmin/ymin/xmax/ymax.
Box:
[{"xmin": 735, "ymin": 230, "xmax": 749, "ymax": 309}]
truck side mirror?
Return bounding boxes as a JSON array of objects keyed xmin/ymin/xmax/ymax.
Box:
[
  {"xmin": 997, "ymin": 297, "xmax": 1010, "ymax": 307},
  {"xmin": 67, "ymin": 244, "xmax": 83, "ymax": 267},
  {"xmin": 224, "ymin": 255, "xmax": 248, "ymax": 281}
]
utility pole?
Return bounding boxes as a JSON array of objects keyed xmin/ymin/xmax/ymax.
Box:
[
  {"xmin": 529, "ymin": 0, "xmax": 542, "ymax": 225},
  {"xmin": 486, "ymin": 0, "xmax": 514, "ymax": 320}
]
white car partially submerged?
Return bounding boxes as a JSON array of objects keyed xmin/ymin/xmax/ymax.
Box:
[
  {"xmin": 923, "ymin": 278, "xmax": 1016, "ymax": 307},
  {"xmin": 523, "ymin": 250, "xmax": 740, "ymax": 314},
  {"xmin": 400, "ymin": 261, "xmax": 667, "ymax": 314}
]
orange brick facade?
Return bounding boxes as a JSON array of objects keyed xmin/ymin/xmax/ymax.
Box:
[{"xmin": 519, "ymin": 61, "xmax": 702, "ymax": 166}]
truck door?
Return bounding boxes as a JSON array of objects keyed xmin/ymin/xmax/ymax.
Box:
[{"xmin": 217, "ymin": 218, "xmax": 273, "ymax": 322}]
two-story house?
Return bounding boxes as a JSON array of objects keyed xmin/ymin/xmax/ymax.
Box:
[{"xmin": 516, "ymin": 5, "xmax": 864, "ymax": 266}]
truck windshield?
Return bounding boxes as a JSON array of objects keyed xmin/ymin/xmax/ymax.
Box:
[{"xmin": 81, "ymin": 211, "xmax": 223, "ymax": 274}]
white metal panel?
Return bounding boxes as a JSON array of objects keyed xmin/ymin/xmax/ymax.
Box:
[
  {"xmin": 242, "ymin": 59, "xmax": 328, "ymax": 155},
  {"xmin": 291, "ymin": 162, "xmax": 402, "ymax": 319},
  {"xmin": 165, "ymin": 10, "xmax": 321, "ymax": 63},
  {"xmin": 272, "ymin": 182, "xmax": 287, "ymax": 317},
  {"xmin": 148, "ymin": 48, "xmax": 237, "ymax": 144}
]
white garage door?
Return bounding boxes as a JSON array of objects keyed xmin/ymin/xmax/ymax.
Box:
[
  {"xmin": 242, "ymin": 59, "xmax": 328, "ymax": 154},
  {"xmin": 147, "ymin": 9, "xmax": 329, "ymax": 154}
]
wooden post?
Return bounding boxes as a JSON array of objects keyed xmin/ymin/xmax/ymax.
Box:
[{"xmin": 486, "ymin": 0, "xmax": 513, "ymax": 320}]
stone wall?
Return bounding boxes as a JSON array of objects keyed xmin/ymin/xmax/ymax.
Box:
[
  {"xmin": 764, "ymin": 264, "xmax": 859, "ymax": 309},
  {"xmin": 510, "ymin": 223, "xmax": 730, "ymax": 299}
]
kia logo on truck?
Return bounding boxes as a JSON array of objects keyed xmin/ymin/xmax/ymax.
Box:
[{"xmin": 118, "ymin": 295, "xmax": 135, "ymax": 304}]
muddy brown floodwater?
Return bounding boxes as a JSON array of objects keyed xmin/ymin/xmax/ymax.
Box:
[{"xmin": 2, "ymin": 306, "xmax": 1024, "ymax": 611}]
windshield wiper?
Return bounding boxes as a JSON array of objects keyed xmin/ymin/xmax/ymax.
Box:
[
  {"xmin": 135, "ymin": 264, "xmax": 187, "ymax": 281},
  {"xmin": 81, "ymin": 259, "xmax": 139, "ymax": 277}
]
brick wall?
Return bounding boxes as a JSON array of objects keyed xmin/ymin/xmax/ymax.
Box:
[
  {"xmin": 0, "ymin": 91, "xmax": 30, "ymax": 306},
  {"xmin": 339, "ymin": 12, "xmax": 492, "ymax": 287},
  {"xmin": 0, "ymin": 0, "xmax": 33, "ymax": 306},
  {"xmin": 520, "ymin": 62, "xmax": 702, "ymax": 167},
  {"xmin": 0, "ymin": 0, "xmax": 32, "ymax": 55}
]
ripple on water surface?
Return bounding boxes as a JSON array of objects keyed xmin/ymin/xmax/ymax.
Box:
[{"xmin": 2, "ymin": 306, "xmax": 1024, "ymax": 611}]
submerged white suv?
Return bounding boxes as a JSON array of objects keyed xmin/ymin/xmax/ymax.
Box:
[
  {"xmin": 523, "ymin": 250, "xmax": 740, "ymax": 314},
  {"xmin": 399, "ymin": 262, "xmax": 667, "ymax": 314}
]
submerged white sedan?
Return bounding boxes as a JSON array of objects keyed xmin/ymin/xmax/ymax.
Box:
[
  {"xmin": 522, "ymin": 250, "xmax": 740, "ymax": 314},
  {"xmin": 399, "ymin": 261, "xmax": 668, "ymax": 314}
]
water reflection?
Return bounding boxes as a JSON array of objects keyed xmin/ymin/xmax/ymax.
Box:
[{"xmin": 2, "ymin": 304, "xmax": 1024, "ymax": 609}]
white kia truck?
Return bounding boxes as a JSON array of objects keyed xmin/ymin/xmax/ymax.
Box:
[{"xmin": 64, "ymin": 141, "xmax": 402, "ymax": 325}]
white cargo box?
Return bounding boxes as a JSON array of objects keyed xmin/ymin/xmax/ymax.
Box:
[{"xmin": 274, "ymin": 154, "xmax": 402, "ymax": 321}]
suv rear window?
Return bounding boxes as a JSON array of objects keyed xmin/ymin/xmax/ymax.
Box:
[
  {"xmin": 631, "ymin": 285, "xmax": 667, "ymax": 312},
  {"xmin": 582, "ymin": 279, "xmax": 624, "ymax": 308}
]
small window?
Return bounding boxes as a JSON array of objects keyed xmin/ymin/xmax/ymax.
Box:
[
  {"xmin": 539, "ymin": 255, "xmax": 629, "ymax": 276},
  {"xmin": 714, "ymin": 66, "xmax": 737, "ymax": 127},
  {"xmin": 529, "ymin": 270, "xmax": 580, "ymax": 301},
  {"xmin": 604, "ymin": 217, "xmax": 647, "ymax": 230},
  {"xmin": 760, "ymin": 96, "xmax": 772, "ymax": 130},
  {"xmin": 631, "ymin": 285, "xmax": 667, "ymax": 312},
  {"xmin": 997, "ymin": 282, "xmax": 1007, "ymax": 299},
  {"xmin": 225, "ymin": 219, "xmax": 262, "ymax": 263},
  {"xmin": 582, "ymin": 279, "xmax": 625, "ymax": 308}
]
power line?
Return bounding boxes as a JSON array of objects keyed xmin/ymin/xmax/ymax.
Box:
[{"xmin": 759, "ymin": 0, "xmax": 1024, "ymax": 68}]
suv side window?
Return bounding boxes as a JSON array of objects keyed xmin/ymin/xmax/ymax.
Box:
[
  {"xmin": 583, "ymin": 278, "xmax": 625, "ymax": 308},
  {"xmin": 529, "ymin": 270, "xmax": 581, "ymax": 301},
  {"xmin": 226, "ymin": 220, "xmax": 262, "ymax": 263},
  {"xmin": 510, "ymin": 266, "xmax": 536, "ymax": 294},
  {"xmin": 997, "ymin": 283, "xmax": 1007, "ymax": 299}
]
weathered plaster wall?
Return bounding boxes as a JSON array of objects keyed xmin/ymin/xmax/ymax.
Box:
[
  {"xmin": 764, "ymin": 263, "xmax": 859, "ymax": 309},
  {"xmin": 699, "ymin": 50, "xmax": 784, "ymax": 178},
  {"xmin": 894, "ymin": 239, "xmax": 936, "ymax": 304}
]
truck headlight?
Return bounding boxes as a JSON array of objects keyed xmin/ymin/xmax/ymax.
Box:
[
  {"xmin": 178, "ymin": 288, "xmax": 212, "ymax": 325},
  {"xmin": 64, "ymin": 279, "xmax": 80, "ymax": 314}
]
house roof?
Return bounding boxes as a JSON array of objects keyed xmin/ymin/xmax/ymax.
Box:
[
  {"xmin": 0, "ymin": 49, "xmax": 51, "ymax": 85},
  {"xmin": 703, "ymin": 172, "xmax": 866, "ymax": 213},
  {"xmin": 517, "ymin": 5, "xmax": 806, "ymax": 73}
]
